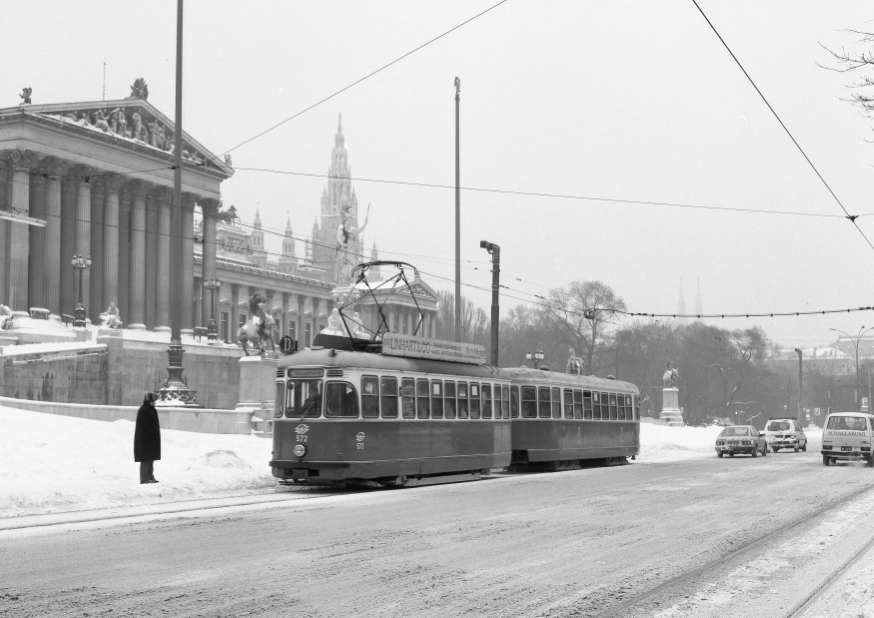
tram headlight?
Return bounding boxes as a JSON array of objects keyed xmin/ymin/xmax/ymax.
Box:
[{"xmin": 293, "ymin": 444, "xmax": 306, "ymax": 458}]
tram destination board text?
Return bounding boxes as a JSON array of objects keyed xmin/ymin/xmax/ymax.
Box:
[{"xmin": 382, "ymin": 333, "xmax": 487, "ymax": 365}]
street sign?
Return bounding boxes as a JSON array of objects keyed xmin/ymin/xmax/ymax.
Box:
[
  {"xmin": 814, "ymin": 408, "xmax": 821, "ymax": 416},
  {"xmin": 279, "ymin": 335, "xmax": 296, "ymax": 355}
]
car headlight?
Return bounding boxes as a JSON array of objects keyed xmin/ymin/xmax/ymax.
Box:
[{"xmin": 293, "ymin": 444, "xmax": 306, "ymax": 457}]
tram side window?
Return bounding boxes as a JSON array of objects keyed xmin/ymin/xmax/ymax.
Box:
[
  {"xmin": 361, "ymin": 375, "xmax": 380, "ymax": 418},
  {"xmin": 633, "ymin": 394, "xmax": 640, "ymax": 421},
  {"xmin": 624, "ymin": 395, "xmax": 632, "ymax": 421},
  {"xmin": 431, "ymin": 380, "xmax": 444, "ymax": 419},
  {"xmin": 563, "ymin": 389, "xmax": 574, "ymax": 419},
  {"xmin": 608, "ymin": 392, "xmax": 617, "ymax": 420},
  {"xmin": 574, "ymin": 390, "xmax": 583, "ymax": 419},
  {"xmin": 470, "ymin": 383, "xmax": 481, "ymax": 419},
  {"xmin": 458, "ymin": 382, "xmax": 469, "ymax": 419},
  {"xmin": 444, "ymin": 381, "xmax": 457, "ymax": 419},
  {"xmin": 583, "ymin": 391, "xmax": 592, "ymax": 419},
  {"xmin": 501, "ymin": 385, "xmax": 510, "ymax": 419},
  {"xmin": 592, "ymin": 392, "xmax": 601, "ymax": 420},
  {"xmin": 538, "ymin": 387, "xmax": 551, "ymax": 418},
  {"xmin": 617, "ymin": 394, "xmax": 626, "ymax": 421},
  {"xmin": 510, "ymin": 385, "xmax": 519, "ymax": 418},
  {"xmin": 285, "ymin": 379, "xmax": 322, "ymax": 418},
  {"xmin": 401, "ymin": 378, "xmax": 416, "ymax": 419},
  {"xmin": 482, "ymin": 384, "xmax": 493, "ymax": 419},
  {"xmin": 521, "ymin": 386, "xmax": 537, "ymax": 418},
  {"xmin": 274, "ymin": 381, "xmax": 285, "ymax": 418},
  {"xmin": 416, "ymin": 379, "xmax": 430, "ymax": 419},
  {"xmin": 551, "ymin": 387, "xmax": 561, "ymax": 419},
  {"xmin": 325, "ymin": 382, "xmax": 359, "ymax": 418},
  {"xmin": 381, "ymin": 376, "xmax": 399, "ymax": 419}
]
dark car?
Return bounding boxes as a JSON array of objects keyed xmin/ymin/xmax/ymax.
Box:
[{"xmin": 715, "ymin": 425, "xmax": 767, "ymax": 458}]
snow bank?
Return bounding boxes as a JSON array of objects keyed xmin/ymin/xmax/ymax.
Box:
[{"xmin": 0, "ymin": 406, "xmax": 275, "ymax": 518}]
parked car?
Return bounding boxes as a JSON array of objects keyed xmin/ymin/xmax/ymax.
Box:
[
  {"xmin": 821, "ymin": 412, "xmax": 874, "ymax": 466},
  {"xmin": 762, "ymin": 418, "xmax": 807, "ymax": 453},
  {"xmin": 715, "ymin": 425, "xmax": 767, "ymax": 458}
]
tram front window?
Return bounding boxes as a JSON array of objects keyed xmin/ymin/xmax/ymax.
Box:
[
  {"xmin": 285, "ymin": 379, "xmax": 323, "ymax": 418},
  {"xmin": 325, "ymin": 382, "xmax": 360, "ymax": 418}
]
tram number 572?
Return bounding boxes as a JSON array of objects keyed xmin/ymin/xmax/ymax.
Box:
[{"xmin": 356, "ymin": 432, "xmax": 366, "ymax": 450}]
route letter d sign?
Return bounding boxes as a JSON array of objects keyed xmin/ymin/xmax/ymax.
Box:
[{"xmin": 863, "ymin": 397, "xmax": 869, "ymax": 412}]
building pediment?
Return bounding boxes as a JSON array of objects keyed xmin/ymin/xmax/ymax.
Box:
[{"xmin": 0, "ymin": 98, "xmax": 233, "ymax": 178}]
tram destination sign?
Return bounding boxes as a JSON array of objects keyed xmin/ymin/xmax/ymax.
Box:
[{"xmin": 382, "ymin": 333, "xmax": 487, "ymax": 365}]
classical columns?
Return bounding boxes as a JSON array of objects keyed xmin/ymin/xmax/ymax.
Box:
[
  {"xmin": 59, "ymin": 176, "xmax": 77, "ymax": 318},
  {"xmin": 42, "ymin": 158, "xmax": 66, "ymax": 316},
  {"xmin": 89, "ymin": 179, "xmax": 106, "ymax": 324},
  {"xmin": 117, "ymin": 188, "xmax": 131, "ymax": 324},
  {"xmin": 0, "ymin": 161, "xmax": 8, "ymax": 304},
  {"xmin": 144, "ymin": 194, "xmax": 159, "ymax": 328},
  {"xmin": 200, "ymin": 198, "xmax": 220, "ymax": 329},
  {"xmin": 102, "ymin": 176, "xmax": 124, "ymax": 315},
  {"xmin": 230, "ymin": 283, "xmax": 240, "ymax": 337},
  {"xmin": 6, "ymin": 149, "xmax": 37, "ymax": 313},
  {"xmin": 127, "ymin": 181, "xmax": 147, "ymax": 329},
  {"xmin": 181, "ymin": 194, "xmax": 196, "ymax": 334},
  {"xmin": 28, "ymin": 169, "xmax": 48, "ymax": 311},
  {"xmin": 73, "ymin": 167, "xmax": 92, "ymax": 321},
  {"xmin": 154, "ymin": 187, "xmax": 172, "ymax": 331},
  {"xmin": 297, "ymin": 294, "xmax": 307, "ymax": 345}
]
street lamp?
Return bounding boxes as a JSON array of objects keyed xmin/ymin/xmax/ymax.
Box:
[
  {"xmin": 829, "ymin": 326, "xmax": 874, "ymax": 411},
  {"xmin": 71, "ymin": 253, "xmax": 92, "ymax": 328},
  {"xmin": 526, "ymin": 349, "xmax": 544, "ymax": 369},
  {"xmin": 204, "ymin": 278, "xmax": 222, "ymax": 341}
]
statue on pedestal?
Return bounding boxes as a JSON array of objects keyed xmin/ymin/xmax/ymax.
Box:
[
  {"xmin": 100, "ymin": 302, "xmax": 123, "ymax": 329},
  {"xmin": 0, "ymin": 304, "xmax": 12, "ymax": 330},
  {"xmin": 662, "ymin": 361, "xmax": 679, "ymax": 387},
  {"xmin": 237, "ymin": 293, "xmax": 276, "ymax": 356},
  {"xmin": 566, "ymin": 347, "xmax": 583, "ymax": 375}
]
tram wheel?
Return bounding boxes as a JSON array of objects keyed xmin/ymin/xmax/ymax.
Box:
[
  {"xmin": 823, "ymin": 455, "xmax": 830, "ymax": 466},
  {"xmin": 717, "ymin": 452, "xmax": 723, "ymax": 458},
  {"xmin": 772, "ymin": 447, "xmax": 779, "ymax": 453}
]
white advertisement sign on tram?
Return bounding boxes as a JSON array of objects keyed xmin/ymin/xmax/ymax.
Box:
[{"xmin": 382, "ymin": 333, "xmax": 487, "ymax": 365}]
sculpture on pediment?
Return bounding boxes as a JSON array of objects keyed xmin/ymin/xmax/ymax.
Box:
[
  {"xmin": 100, "ymin": 302, "xmax": 123, "ymax": 329},
  {"xmin": 0, "ymin": 304, "xmax": 11, "ymax": 330},
  {"xmin": 108, "ymin": 108, "xmax": 121, "ymax": 134},
  {"xmin": 93, "ymin": 110, "xmax": 111, "ymax": 133},
  {"xmin": 131, "ymin": 112, "xmax": 148, "ymax": 142},
  {"xmin": 19, "ymin": 88, "xmax": 32, "ymax": 105},
  {"xmin": 129, "ymin": 78, "xmax": 149, "ymax": 100},
  {"xmin": 147, "ymin": 119, "xmax": 166, "ymax": 149},
  {"xmin": 223, "ymin": 153, "xmax": 233, "ymax": 168},
  {"xmin": 78, "ymin": 112, "xmax": 91, "ymax": 127}
]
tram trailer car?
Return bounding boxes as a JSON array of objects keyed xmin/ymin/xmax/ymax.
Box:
[
  {"xmin": 503, "ymin": 368, "xmax": 640, "ymax": 470},
  {"xmin": 271, "ymin": 347, "xmax": 512, "ymax": 486}
]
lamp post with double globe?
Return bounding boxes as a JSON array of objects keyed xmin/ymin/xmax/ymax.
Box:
[
  {"xmin": 526, "ymin": 350, "xmax": 544, "ymax": 370},
  {"xmin": 71, "ymin": 253, "xmax": 92, "ymax": 328},
  {"xmin": 204, "ymin": 278, "xmax": 222, "ymax": 341},
  {"xmin": 830, "ymin": 326, "xmax": 874, "ymax": 411}
]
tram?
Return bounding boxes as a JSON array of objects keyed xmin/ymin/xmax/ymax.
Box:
[
  {"xmin": 503, "ymin": 368, "xmax": 640, "ymax": 470},
  {"xmin": 270, "ymin": 343, "xmax": 512, "ymax": 487}
]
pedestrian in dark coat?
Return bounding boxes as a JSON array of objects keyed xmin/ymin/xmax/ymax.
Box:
[{"xmin": 134, "ymin": 392, "xmax": 161, "ymax": 484}]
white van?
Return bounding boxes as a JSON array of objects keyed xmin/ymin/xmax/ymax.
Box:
[
  {"xmin": 821, "ymin": 412, "xmax": 874, "ymax": 466},
  {"xmin": 762, "ymin": 417, "xmax": 807, "ymax": 453}
]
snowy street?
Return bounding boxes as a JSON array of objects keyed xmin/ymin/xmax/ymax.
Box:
[{"xmin": 3, "ymin": 409, "xmax": 874, "ymax": 617}]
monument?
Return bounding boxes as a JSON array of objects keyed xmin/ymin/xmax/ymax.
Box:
[{"xmin": 659, "ymin": 361, "xmax": 684, "ymax": 426}]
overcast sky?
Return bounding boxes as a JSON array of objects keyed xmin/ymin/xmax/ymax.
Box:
[{"xmin": 3, "ymin": 1, "xmax": 874, "ymax": 349}]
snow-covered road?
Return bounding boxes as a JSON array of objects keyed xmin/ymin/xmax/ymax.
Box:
[{"xmin": 1, "ymin": 408, "xmax": 873, "ymax": 617}]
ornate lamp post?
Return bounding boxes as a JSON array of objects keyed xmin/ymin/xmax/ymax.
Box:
[
  {"xmin": 830, "ymin": 326, "xmax": 874, "ymax": 411},
  {"xmin": 526, "ymin": 349, "xmax": 544, "ymax": 369},
  {"xmin": 71, "ymin": 253, "xmax": 92, "ymax": 327},
  {"xmin": 204, "ymin": 278, "xmax": 222, "ymax": 341}
]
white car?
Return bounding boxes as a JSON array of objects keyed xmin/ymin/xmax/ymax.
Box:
[{"xmin": 762, "ymin": 418, "xmax": 807, "ymax": 453}]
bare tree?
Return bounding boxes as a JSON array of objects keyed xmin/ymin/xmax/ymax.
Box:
[
  {"xmin": 820, "ymin": 30, "xmax": 874, "ymax": 119},
  {"xmin": 548, "ymin": 281, "xmax": 626, "ymax": 374},
  {"xmin": 434, "ymin": 291, "xmax": 490, "ymax": 348}
]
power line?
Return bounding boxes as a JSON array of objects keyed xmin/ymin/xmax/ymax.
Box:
[
  {"xmin": 214, "ymin": 0, "xmax": 510, "ymax": 161},
  {"xmin": 691, "ymin": 0, "xmax": 874, "ymax": 253}
]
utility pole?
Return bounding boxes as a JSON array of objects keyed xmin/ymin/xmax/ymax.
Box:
[
  {"xmin": 480, "ymin": 240, "xmax": 499, "ymax": 365},
  {"xmin": 454, "ymin": 77, "xmax": 461, "ymax": 343},
  {"xmin": 794, "ymin": 348, "xmax": 802, "ymax": 420}
]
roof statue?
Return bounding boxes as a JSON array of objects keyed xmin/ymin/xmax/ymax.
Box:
[
  {"xmin": 129, "ymin": 78, "xmax": 149, "ymax": 100},
  {"xmin": 19, "ymin": 87, "xmax": 32, "ymax": 106},
  {"xmin": 216, "ymin": 204, "xmax": 239, "ymax": 225},
  {"xmin": 566, "ymin": 347, "xmax": 583, "ymax": 375}
]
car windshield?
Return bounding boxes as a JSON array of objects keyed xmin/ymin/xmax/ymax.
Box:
[
  {"xmin": 720, "ymin": 427, "xmax": 750, "ymax": 437},
  {"xmin": 766, "ymin": 421, "xmax": 791, "ymax": 431},
  {"xmin": 827, "ymin": 416, "xmax": 869, "ymax": 431}
]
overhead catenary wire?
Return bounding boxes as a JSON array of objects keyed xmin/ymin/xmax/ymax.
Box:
[{"xmin": 691, "ymin": 0, "xmax": 874, "ymax": 253}]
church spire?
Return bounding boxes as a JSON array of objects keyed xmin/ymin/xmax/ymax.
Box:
[
  {"xmin": 253, "ymin": 208, "xmax": 262, "ymax": 229},
  {"xmin": 695, "ymin": 278, "xmax": 703, "ymax": 318},
  {"xmin": 677, "ymin": 276, "xmax": 687, "ymax": 320}
]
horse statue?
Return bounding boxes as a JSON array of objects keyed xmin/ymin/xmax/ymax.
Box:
[
  {"xmin": 237, "ymin": 293, "xmax": 276, "ymax": 356},
  {"xmin": 662, "ymin": 361, "xmax": 680, "ymax": 387},
  {"xmin": 566, "ymin": 347, "xmax": 583, "ymax": 375}
]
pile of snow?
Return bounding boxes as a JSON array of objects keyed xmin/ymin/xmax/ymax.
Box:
[{"xmin": 0, "ymin": 406, "xmax": 275, "ymax": 518}]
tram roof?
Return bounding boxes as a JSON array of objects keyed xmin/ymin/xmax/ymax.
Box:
[
  {"xmin": 501, "ymin": 367, "xmax": 639, "ymax": 393},
  {"xmin": 278, "ymin": 347, "xmax": 505, "ymax": 379}
]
